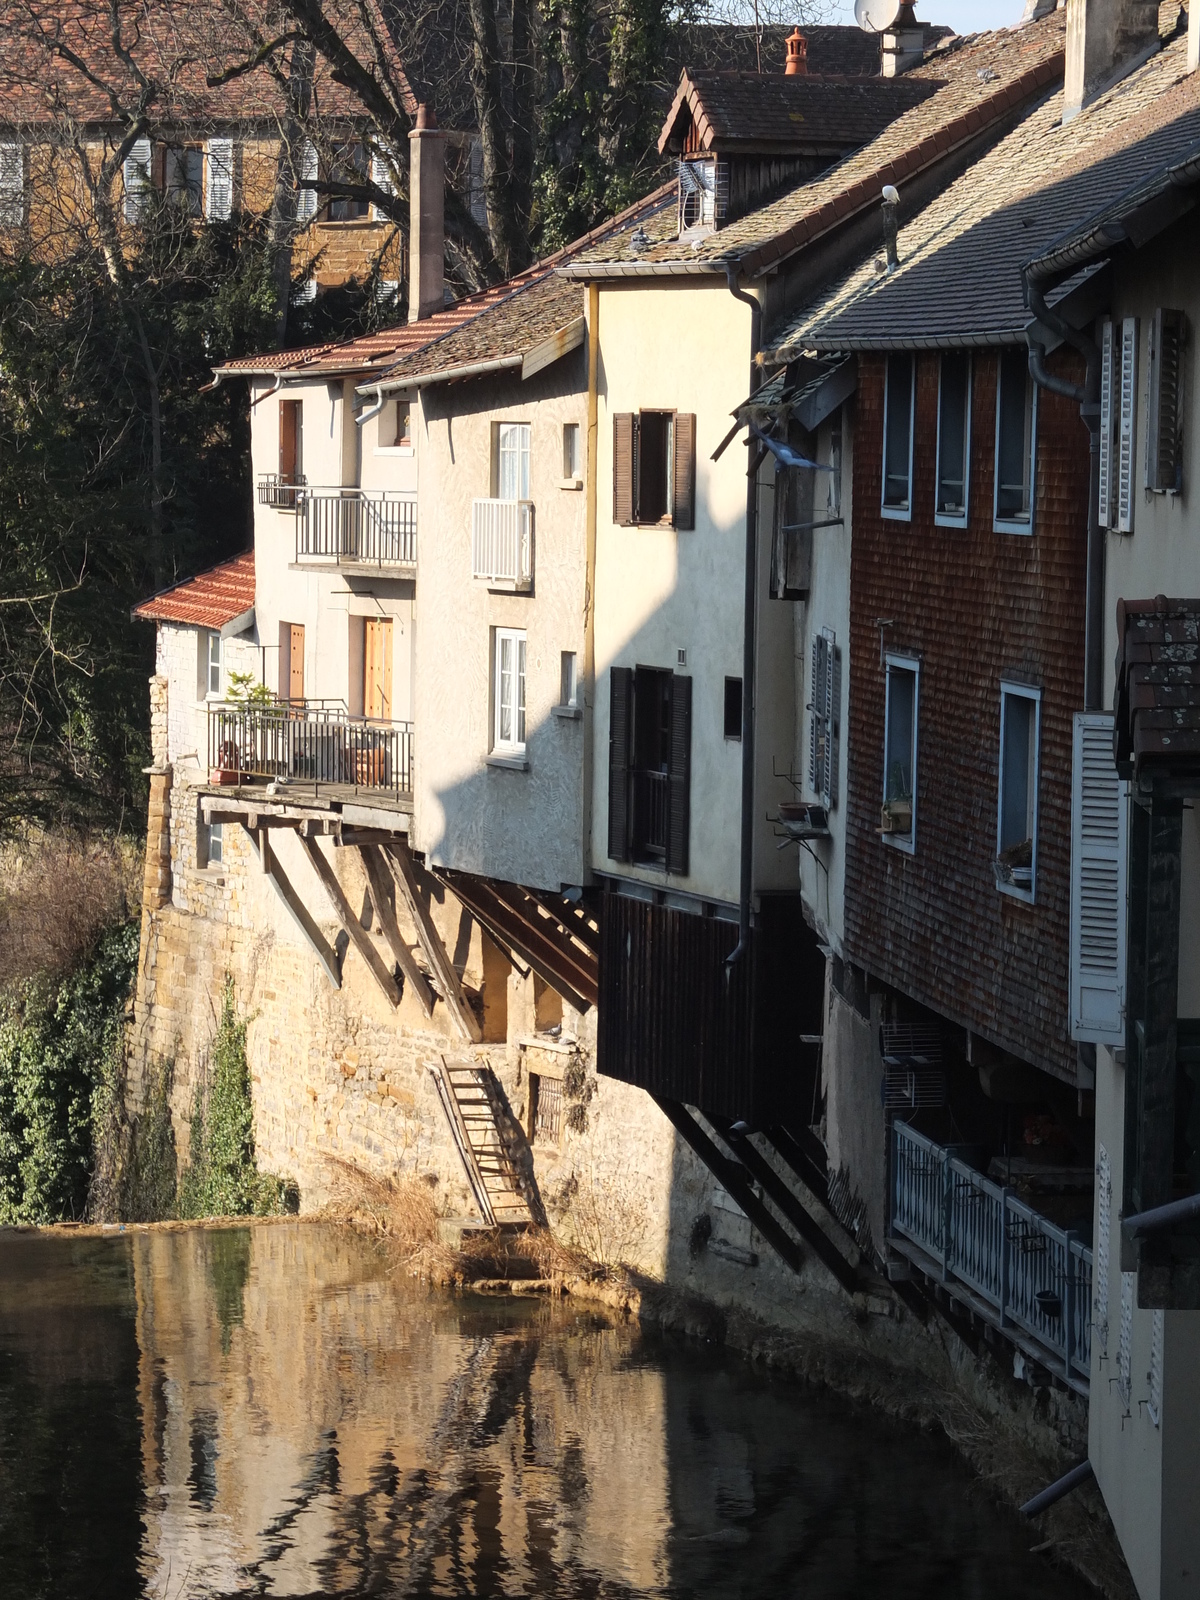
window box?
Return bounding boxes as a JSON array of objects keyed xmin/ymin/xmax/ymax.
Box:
[{"xmin": 879, "ymin": 798, "xmax": 913, "ymax": 835}]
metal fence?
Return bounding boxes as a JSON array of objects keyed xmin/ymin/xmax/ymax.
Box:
[
  {"xmin": 471, "ymin": 498, "xmax": 533, "ymax": 587},
  {"xmin": 890, "ymin": 1119, "xmax": 1092, "ymax": 1382},
  {"xmin": 297, "ymin": 488, "xmax": 417, "ymax": 566},
  {"xmin": 257, "ymin": 473, "xmax": 306, "ymax": 508},
  {"xmin": 208, "ymin": 702, "xmax": 413, "ymax": 799}
]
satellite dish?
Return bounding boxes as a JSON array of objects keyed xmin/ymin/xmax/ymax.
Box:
[{"xmin": 854, "ymin": 0, "xmax": 902, "ymax": 32}]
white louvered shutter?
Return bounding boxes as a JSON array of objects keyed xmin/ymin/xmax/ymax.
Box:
[
  {"xmin": 1070, "ymin": 712, "xmax": 1127, "ymax": 1043},
  {"xmin": 123, "ymin": 136, "xmax": 152, "ymax": 223},
  {"xmin": 823, "ymin": 628, "xmax": 840, "ymax": 812},
  {"xmin": 809, "ymin": 632, "xmax": 828, "ymax": 797},
  {"xmin": 1148, "ymin": 1309, "xmax": 1164, "ymax": 1425},
  {"xmin": 296, "ymin": 139, "xmax": 319, "ymax": 221},
  {"xmin": 1117, "ymin": 1272, "xmax": 1134, "ymax": 1404},
  {"xmin": 0, "ymin": 141, "xmax": 23, "ymax": 225},
  {"xmin": 205, "ymin": 138, "xmax": 234, "ymax": 220},
  {"xmin": 1116, "ymin": 316, "xmax": 1138, "ymax": 533},
  {"xmin": 1098, "ymin": 319, "xmax": 1115, "ymax": 529},
  {"xmin": 371, "ymin": 145, "xmax": 395, "ymax": 194},
  {"xmin": 1095, "ymin": 1143, "xmax": 1111, "ymax": 1354}
]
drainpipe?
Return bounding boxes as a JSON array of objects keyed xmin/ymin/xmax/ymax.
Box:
[
  {"xmin": 356, "ymin": 385, "xmax": 386, "ymax": 428},
  {"xmin": 583, "ymin": 283, "xmax": 600, "ymax": 882},
  {"xmin": 250, "ymin": 372, "xmax": 284, "ymax": 409},
  {"xmin": 724, "ymin": 261, "xmax": 762, "ymax": 966},
  {"xmin": 1022, "ymin": 268, "xmax": 1103, "ymax": 710}
]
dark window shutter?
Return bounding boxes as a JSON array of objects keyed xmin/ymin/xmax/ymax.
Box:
[
  {"xmin": 613, "ymin": 414, "xmax": 635, "ymax": 525},
  {"xmin": 826, "ymin": 637, "xmax": 841, "ymax": 811},
  {"xmin": 809, "ymin": 633, "xmax": 827, "ymax": 796},
  {"xmin": 667, "ymin": 674, "xmax": 691, "ymax": 875},
  {"xmin": 673, "ymin": 413, "xmax": 696, "ymax": 530},
  {"xmin": 608, "ymin": 667, "xmax": 633, "ymax": 861},
  {"xmin": 1147, "ymin": 308, "xmax": 1186, "ymax": 493}
]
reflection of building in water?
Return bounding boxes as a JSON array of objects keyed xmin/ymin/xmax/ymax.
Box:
[{"xmin": 131, "ymin": 1224, "xmax": 670, "ymax": 1597}]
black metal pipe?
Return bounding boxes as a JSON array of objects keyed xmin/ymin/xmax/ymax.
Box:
[
  {"xmin": 724, "ymin": 263, "xmax": 763, "ymax": 968},
  {"xmin": 1019, "ymin": 1459, "xmax": 1094, "ymax": 1518},
  {"xmin": 1121, "ymin": 1190, "xmax": 1200, "ymax": 1238}
]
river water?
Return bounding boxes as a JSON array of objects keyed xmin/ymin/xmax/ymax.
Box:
[{"xmin": 0, "ymin": 1221, "xmax": 1088, "ymax": 1600}]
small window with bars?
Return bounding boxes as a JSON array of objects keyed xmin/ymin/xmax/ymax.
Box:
[{"xmin": 529, "ymin": 1072, "xmax": 563, "ymax": 1145}]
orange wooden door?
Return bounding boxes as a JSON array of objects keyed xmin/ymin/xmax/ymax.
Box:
[
  {"xmin": 363, "ymin": 618, "xmax": 393, "ymax": 719},
  {"xmin": 288, "ymin": 624, "xmax": 305, "ymax": 703}
]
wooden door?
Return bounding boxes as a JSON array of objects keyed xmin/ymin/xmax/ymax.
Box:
[
  {"xmin": 363, "ymin": 618, "xmax": 393, "ymax": 720},
  {"xmin": 288, "ymin": 624, "xmax": 305, "ymax": 703}
]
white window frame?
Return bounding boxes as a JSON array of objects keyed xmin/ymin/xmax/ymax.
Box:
[
  {"xmin": 562, "ymin": 422, "xmax": 580, "ymax": 481},
  {"xmin": 206, "ymin": 630, "xmax": 222, "ymax": 698},
  {"xmin": 206, "ymin": 819, "xmax": 224, "ymax": 867},
  {"xmin": 492, "ymin": 627, "xmax": 527, "ymax": 755},
  {"xmin": 0, "ymin": 140, "xmax": 26, "ymax": 227},
  {"xmin": 993, "ymin": 350, "xmax": 1038, "ymax": 535},
  {"xmin": 496, "ymin": 421, "xmax": 531, "ymax": 502},
  {"xmin": 882, "ymin": 653, "xmax": 919, "ymax": 854},
  {"xmin": 996, "ymin": 680, "xmax": 1041, "ymax": 903},
  {"xmin": 881, "ymin": 354, "xmax": 916, "ymax": 522},
  {"xmin": 559, "ymin": 650, "xmax": 578, "ymax": 709},
  {"xmin": 934, "ymin": 351, "xmax": 971, "ymax": 528}
]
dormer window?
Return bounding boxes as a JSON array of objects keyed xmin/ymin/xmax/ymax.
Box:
[{"xmin": 678, "ymin": 157, "xmax": 727, "ymax": 235}]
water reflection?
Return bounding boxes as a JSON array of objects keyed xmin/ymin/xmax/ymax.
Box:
[{"xmin": 0, "ymin": 1223, "xmax": 1089, "ymax": 1599}]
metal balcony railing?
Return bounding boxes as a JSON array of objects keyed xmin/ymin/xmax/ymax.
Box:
[
  {"xmin": 471, "ymin": 498, "xmax": 533, "ymax": 588},
  {"xmin": 258, "ymin": 473, "xmax": 306, "ymax": 509},
  {"xmin": 208, "ymin": 701, "xmax": 413, "ymax": 800},
  {"xmin": 890, "ymin": 1119, "xmax": 1092, "ymax": 1383},
  {"xmin": 296, "ymin": 488, "xmax": 417, "ymax": 567}
]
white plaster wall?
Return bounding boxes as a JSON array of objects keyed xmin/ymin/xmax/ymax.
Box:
[
  {"xmin": 796, "ymin": 403, "xmax": 854, "ymax": 953},
  {"xmin": 410, "ymin": 358, "xmax": 589, "ymax": 890},
  {"xmin": 590, "ymin": 281, "xmax": 797, "ymax": 907}
]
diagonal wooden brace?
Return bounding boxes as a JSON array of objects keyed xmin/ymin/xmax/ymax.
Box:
[
  {"xmin": 357, "ymin": 844, "xmax": 436, "ymax": 1018},
  {"xmin": 240, "ymin": 827, "xmax": 342, "ymax": 990},
  {"xmin": 299, "ymin": 833, "xmax": 401, "ymax": 1008},
  {"xmin": 383, "ymin": 840, "xmax": 482, "ymax": 1043}
]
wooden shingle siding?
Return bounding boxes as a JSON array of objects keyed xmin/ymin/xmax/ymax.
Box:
[{"xmin": 843, "ymin": 351, "xmax": 1087, "ymax": 1084}]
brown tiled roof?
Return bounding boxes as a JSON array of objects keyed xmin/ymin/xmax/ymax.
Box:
[
  {"xmin": 668, "ymin": 24, "xmax": 888, "ymax": 80},
  {"xmin": 220, "ymin": 179, "xmax": 677, "ymax": 383},
  {"xmin": 558, "ymin": 13, "xmax": 1067, "ymax": 279},
  {"xmin": 768, "ymin": 20, "xmax": 1197, "ymax": 353},
  {"xmin": 134, "ymin": 551, "xmax": 255, "ymax": 628},
  {"xmin": 1115, "ymin": 598, "xmax": 1200, "ymax": 779},
  {"xmin": 658, "ymin": 69, "xmax": 940, "ymax": 156},
  {"xmin": 0, "ymin": 0, "xmax": 415, "ymax": 128}
]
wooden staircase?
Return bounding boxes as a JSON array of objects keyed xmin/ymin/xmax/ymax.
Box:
[{"xmin": 430, "ymin": 1061, "xmax": 536, "ymax": 1227}]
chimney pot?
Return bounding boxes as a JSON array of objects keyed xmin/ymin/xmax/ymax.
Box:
[
  {"xmin": 784, "ymin": 28, "xmax": 808, "ymax": 75},
  {"xmin": 408, "ymin": 104, "xmax": 445, "ymax": 322}
]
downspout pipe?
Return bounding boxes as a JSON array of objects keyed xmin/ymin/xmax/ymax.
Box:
[
  {"xmin": 1021, "ymin": 267, "xmax": 1103, "ymax": 710},
  {"xmin": 725, "ymin": 261, "xmax": 763, "ymax": 967},
  {"xmin": 355, "ymin": 385, "xmax": 386, "ymax": 428}
]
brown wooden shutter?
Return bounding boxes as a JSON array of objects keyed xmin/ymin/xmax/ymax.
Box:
[
  {"xmin": 613, "ymin": 414, "xmax": 635, "ymax": 525},
  {"xmin": 666, "ymin": 673, "xmax": 691, "ymax": 876},
  {"xmin": 1147, "ymin": 308, "xmax": 1186, "ymax": 493},
  {"xmin": 289, "ymin": 623, "xmax": 305, "ymax": 703},
  {"xmin": 608, "ymin": 667, "xmax": 633, "ymax": 861},
  {"xmin": 672, "ymin": 412, "xmax": 696, "ymax": 530}
]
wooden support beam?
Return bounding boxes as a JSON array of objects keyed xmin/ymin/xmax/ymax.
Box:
[
  {"xmin": 298, "ymin": 834, "xmax": 401, "ymax": 1008},
  {"xmin": 357, "ymin": 844, "xmax": 436, "ymax": 1018},
  {"xmin": 383, "ymin": 841, "xmax": 482, "ymax": 1043},
  {"xmin": 241, "ymin": 826, "xmax": 341, "ymax": 990},
  {"xmin": 438, "ymin": 870, "xmax": 596, "ymax": 1012}
]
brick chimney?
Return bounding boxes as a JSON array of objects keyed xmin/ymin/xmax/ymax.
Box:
[
  {"xmin": 408, "ymin": 104, "xmax": 445, "ymax": 323},
  {"xmin": 1064, "ymin": 0, "xmax": 1160, "ymax": 120},
  {"xmin": 784, "ymin": 28, "xmax": 808, "ymax": 75}
]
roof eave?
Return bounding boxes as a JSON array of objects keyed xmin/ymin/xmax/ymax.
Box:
[{"xmin": 555, "ymin": 259, "xmax": 727, "ymax": 279}]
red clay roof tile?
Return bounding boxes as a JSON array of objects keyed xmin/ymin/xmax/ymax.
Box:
[{"xmin": 135, "ymin": 551, "xmax": 255, "ymax": 629}]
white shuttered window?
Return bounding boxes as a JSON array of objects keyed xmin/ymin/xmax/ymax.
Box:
[
  {"xmin": 1098, "ymin": 318, "xmax": 1115, "ymax": 528},
  {"xmin": 1116, "ymin": 316, "xmax": 1138, "ymax": 533},
  {"xmin": 1095, "ymin": 1143, "xmax": 1111, "ymax": 1355},
  {"xmin": 1117, "ymin": 1271, "xmax": 1134, "ymax": 1404},
  {"xmin": 1069, "ymin": 712, "xmax": 1127, "ymax": 1043},
  {"xmin": 123, "ymin": 137, "xmax": 153, "ymax": 223},
  {"xmin": 205, "ymin": 138, "xmax": 234, "ymax": 220},
  {"xmin": 809, "ymin": 629, "xmax": 840, "ymax": 811},
  {"xmin": 0, "ymin": 141, "xmax": 24, "ymax": 225},
  {"xmin": 297, "ymin": 139, "xmax": 319, "ymax": 221}
]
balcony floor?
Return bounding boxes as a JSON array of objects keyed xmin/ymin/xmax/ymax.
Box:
[{"xmin": 200, "ymin": 779, "xmax": 412, "ymax": 831}]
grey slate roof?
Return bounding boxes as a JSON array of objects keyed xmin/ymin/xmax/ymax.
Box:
[{"xmin": 767, "ymin": 14, "xmax": 1199, "ymax": 353}]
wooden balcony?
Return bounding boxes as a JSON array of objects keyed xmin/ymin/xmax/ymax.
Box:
[
  {"xmin": 471, "ymin": 498, "xmax": 533, "ymax": 589},
  {"xmin": 208, "ymin": 701, "xmax": 413, "ymax": 803}
]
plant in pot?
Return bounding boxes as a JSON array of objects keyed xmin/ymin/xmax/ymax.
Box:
[
  {"xmin": 210, "ymin": 672, "xmax": 276, "ymax": 784},
  {"xmin": 879, "ymin": 761, "xmax": 913, "ymax": 835},
  {"xmin": 995, "ymin": 836, "xmax": 1033, "ymax": 889}
]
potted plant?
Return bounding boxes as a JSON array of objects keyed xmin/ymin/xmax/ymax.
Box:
[
  {"xmin": 210, "ymin": 672, "xmax": 276, "ymax": 784},
  {"xmin": 995, "ymin": 837, "xmax": 1033, "ymax": 889}
]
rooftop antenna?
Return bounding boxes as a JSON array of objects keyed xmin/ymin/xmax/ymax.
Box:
[{"xmin": 853, "ymin": 0, "xmax": 902, "ymax": 31}]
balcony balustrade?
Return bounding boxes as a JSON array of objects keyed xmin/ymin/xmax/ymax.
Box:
[
  {"xmin": 297, "ymin": 487, "xmax": 417, "ymax": 567},
  {"xmin": 890, "ymin": 1119, "xmax": 1092, "ymax": 1386},
  {"xmin": 257, "ymin": 472, "xmax": 306, "ymax": 509},
  {"xmin": 208, "ymin": 700, "xmax": 413, "ymax": 801},
  {"xmin": 471, "ymin": 498, "xmax": 533, "ymax": 589}
]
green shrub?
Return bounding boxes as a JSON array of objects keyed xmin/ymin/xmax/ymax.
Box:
[
  {"xmin": 0, "ymin": 920, "xmax": 138, "ymax": 1223},
  {"xmin": 178, "ymin": 978, "xmax": 296, "ymax": 1219}
]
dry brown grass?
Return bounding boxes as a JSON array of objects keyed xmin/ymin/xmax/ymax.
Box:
[
  {"xmin": 0, "ymin": 829, "xmax": 141, "ymax": 989},
  {"xmin": 322, "ymin": 1158, "xmax": 442, "ymax": 1255}
]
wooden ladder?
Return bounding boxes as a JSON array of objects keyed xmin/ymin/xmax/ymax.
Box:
[{"xmin": 430, "ymin": 1062, "xmax": 533, "ymax": 1228}]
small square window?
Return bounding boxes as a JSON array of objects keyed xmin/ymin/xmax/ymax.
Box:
[
  {"xmin": 199, "ymin": 817, "xmax": 224, "ymax": 868},
  {"xmin": 994, "ymin": 349, "xmax": 1036, "ymax": 532},
  {"xmin": 529, "ymin": 1072, "xmax": 563, "ymax": 1144},
  {"xmin": 724, "ymin": 676, "xmax": 743, "ymax": 740},
  {"xmin": 563, "ymin": 422, "xmax": 580, "ymax": 479},
  {"xmin": 493, "ymin": 627, "xmax": 527, "ymax": 753},
  {"xmin": 882, "ymin": 656, "xmax": 918, "ymax": 850},
  {"xmin": 996, "ymin": 683, "xmax": 1041, "ymax": 899},
  {"xmin": 935, "ymin": 352, "xmax": 970, "ymax": 525},
  {"xmin": 560, "ymin": 650, "xmax": 578, "ymax": 708},
  {"xmin": 882, "ymin": 354, "xmax": 914, "ymax": 519}
]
